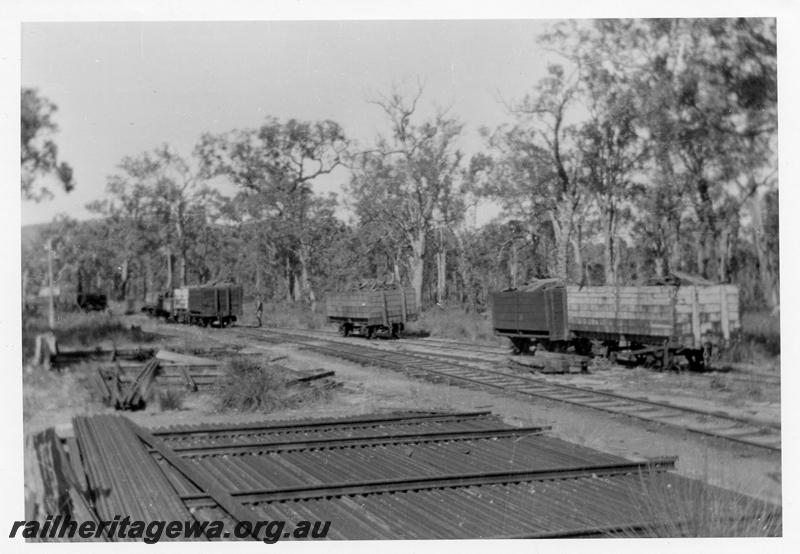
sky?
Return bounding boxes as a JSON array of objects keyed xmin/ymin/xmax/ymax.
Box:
[{"xmin": 20, "ymin": 19, "xmax": 563, "ymax": 226}]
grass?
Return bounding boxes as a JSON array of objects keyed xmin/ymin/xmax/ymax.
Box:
[
  {"xmin": 215, "ymin": 355, "xmax": 332, "ymax": 413},
  {"xmin": 719, "ymin": 310, "xmax": 780, "ymax": 365},
  {"xmin": 22, "ymin": 363, "xmax": 103, "ymax": 430},
  {"xmin": 157, "ymin": 388, "xmax": 186, "ymax": 411},
  {"xmin": 260, "ymin": 300, "xmax": 504, "ymax": 346},
  {"xmin": 261, "ymin": 301, "xmax": 329, "ymax": 331},
  {"xmin": 612, "ymin": 469, "xmax": 782, "ymax": 537},
  {"xmin": 406, "ymin": 306, "xmax": 504, "ymax": 345},
  {"xmin": 22, "ymin": 310, "xmax": 156, "ymax": 361}
]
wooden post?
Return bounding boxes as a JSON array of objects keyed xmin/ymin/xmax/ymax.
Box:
[
  {"xmin": 662, "ymin": 339, "xmax": 671, "ymax": 370},
  {"xmin": 720, "ymin": 286, "xmax": 730, "ymax": 342},
  {"xmin": 382, "ymin": 292, "xmax": 389, "ymax": 327},
  {"xmin": 45, "ymin": 238, "xmax": 55, "ymax": 330},
  {"xmin": 400, "ymin": 288, "xmax": 407, "ymax": 324},
  {"xmin": 691, "ymin": 286, "xmax": 701, "ymax": 348}
]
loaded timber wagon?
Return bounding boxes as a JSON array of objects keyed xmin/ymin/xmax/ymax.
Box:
[
  {"xmin": 326, "ymin": 287, "xmax": 417, "ymax": 339},
  {"xmin": 491, "ymin": 279, "xmax": 740, "ymax": 370}
]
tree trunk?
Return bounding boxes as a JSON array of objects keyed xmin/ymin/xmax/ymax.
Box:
[
  {"xmin": 393, "ymin": 261, "xmax": 401, "ymax": 285},
  {"xmin": 297, "ymin": 242, "xmax": 317, "ymax": 312},
  {"xmin": 507, "ymin": 243, "xmax": 519, "ymax": 289},
  {"xmin": 436, "ymin": 235, "xmax": 446, "ymax": 304},
  {"xmin": 550, "ymin": 203, "xmax": 573, "ymax": 281},
  {"xmin": 695, "ymin": 177, "xmax": 718, "ymax": 280},
  {"xmin": 144, "ymin": 257, "xmax": 154, "ymax": 299},
  {"xmin": 454, "ymin": 233, "xmax": 474, "ymax": 308},
  {"xmin": 165, "ymin": 249, "xmax": 174, "ymax": 291},
  {"xmin": 175, "ymin": 199, "xmax": 188, "ymax": 287},
  {"xmin": 285, "ymin": 256, "xmax": 293, "ymax": 303},
  {"xmin": 750, "ymin": 194, "xmax": 779, "ymax": 310},
  {"xmin": 408, "ymin": 229, "xmax": 426, "ymax": 309},
  {"xmin": 717, "ymin": 227, "xmax": 730, "ymax": 283},
  {"xmin": 602, "ymin": 202, "xmax": 616, "ymax": 285},
  {"xmin": 572, "ymin": 233, "xmax": 585, "ymax": 286},
  {"xmin": 179, "ymin": 252, "xmax": 187, "ymax": 287},
  {"xmin": 652, "ymin": 256, "xmax": 664, "ymax": 280},
  {"xmin": 119, "ymin": 257, "xmax": 130, "ymax": 301}
]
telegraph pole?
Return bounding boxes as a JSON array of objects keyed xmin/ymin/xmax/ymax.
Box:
[{"xmin": 45, "ymin": 238, "xmax": 55, "ymax": 329}]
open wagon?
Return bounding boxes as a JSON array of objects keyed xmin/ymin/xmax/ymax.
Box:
[
  {"xmin": 172, "ymin": 284, "xmax": 243, "ymax": 327},
  {"xmin": 326, "ymin": 287, "xmax": 417, "ymax": 339},
  {"xmin": 491, "ymin": 279, "xmax": 740, "ymax": 370}
]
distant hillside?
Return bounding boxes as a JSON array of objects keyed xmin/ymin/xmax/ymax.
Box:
[{"xmin": 21, "ymin": 221, "xmax": 53, "ymax": 252}]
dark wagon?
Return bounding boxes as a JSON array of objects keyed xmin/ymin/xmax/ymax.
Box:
[
  {"xmin": 142, "ymin": 285, "xmax": 243, "ymax": 327},
  {"xmin": 76, "ymin": 292, "xmax": 108, "ymax": 312},
  {"xmin": 172, "ymin": 284, "xmax": 243, "ymax": 327},
  {"xmin": 492, "ymin": 280, "xmax": 740, "ymax": 369},
  {"xmin": 326, "ymin": 287, "xmax": 417, "ymax": 338}
]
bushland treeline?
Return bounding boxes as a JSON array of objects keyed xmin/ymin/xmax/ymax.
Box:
[{"xmin": 22, "ymin": 19, "xmax": 779, "ymax": 313}]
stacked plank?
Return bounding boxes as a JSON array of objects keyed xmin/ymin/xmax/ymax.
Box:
[
  {"xmin": 25, "ymin": 429, "xmax": 100, "ymax": 536},
  {"xmin": 566, "ymin": 285, "xmax": 740, "ymax": 346},
  {"xmin": 567, "ymin": 286, "xmax": 677, "ymax": 338},
  {"xmin": 674, "ymin": 285, "xmax": 740, "ymax": 345},
  {"xmin": 94, "ymin": 359, "xmax": 160, "ymax": 410}
]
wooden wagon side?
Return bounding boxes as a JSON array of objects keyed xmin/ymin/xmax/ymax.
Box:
[
  {"xmin": 173, "ymin": 285, "xmax": 243, "ymax": 326},
  {"xmin": 326, "ymin": 288, "xmax": 417, "ymax": 338},
  {"xmin": 566, "ymin": 285, "xmax": 739, "ymax": 346},
  {"xmin": 491, "ymin": 287, "xmax": 568, "ymax": 353},
  {"xmin": 566, "ymin": 284, "xmax": 739, "ymax": 367}
]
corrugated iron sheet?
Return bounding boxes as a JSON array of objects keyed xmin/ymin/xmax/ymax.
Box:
[{"xmin": 66, "ymin": 411, "xmax": 780, "ymax": 540}]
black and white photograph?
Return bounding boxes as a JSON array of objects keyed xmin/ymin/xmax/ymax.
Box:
[{"xmin": 2, "ymin": 0, "xmax": 794, "ymax": 547}]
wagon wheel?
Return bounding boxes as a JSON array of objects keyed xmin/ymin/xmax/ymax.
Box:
[
  {"xmin": 635, "ymin": 352, "xmax": 659, "ymax": 368},
  {"xmin": 702, "ymin": 342, "xmax": 714, "ymax": 370},
  {"xmin": 510, "ymin": 338, "xmax": 531, "ymax": 355},
  {"xmin": 573, "ymin": 338, "xmax": 593, "ymax": 356},
  {"xmin": 686, "ymin": 350, "xmax": 706, "ymax": 372}
]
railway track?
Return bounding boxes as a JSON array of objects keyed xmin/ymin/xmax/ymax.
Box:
[
  {"xmin": 269, "ymin": 326, "xmax": 780, "ymax": 386},
  {"xmin": 278, "ymin": 326, "xmax": 510, "ymax": 354},
  {"xmin": 228, "ymin": 327, "xmax": 781, "ymax": 452}
]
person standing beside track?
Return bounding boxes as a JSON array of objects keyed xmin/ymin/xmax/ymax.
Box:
[{"xmin": 255, "ymin": 295, "xmax": 263, "ymax": 327}]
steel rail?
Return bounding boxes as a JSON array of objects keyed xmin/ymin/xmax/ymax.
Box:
[
  {"xmin": 180, "ymin": 457, "xmax": 677, "ymax": 507},
  {"xmin": 264, "ymin": 325, "xmax": 510, "ymax": 354},
  {"xmin": 155, "ymin": 425, "xmax": 550, "ymax": 456},
  {"xmin": 153, "ymin": 411, "xmax": 495, "ymax": 437}
]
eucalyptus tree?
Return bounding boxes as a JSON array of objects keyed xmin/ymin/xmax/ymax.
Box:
[
  {"xmin": 196, "ymin": 118, "xmax": 348, "ymax": 310},
  {"xmin": 470, "ymin": 64, "xmax": 586, "ymax": 281},
  {"xmin": 349, "ymin": 83, "xmax": 465, "ymax": 307},
  {"xmin": 21, "ymin": 88, "xmax": 75, "ymax": 201}
]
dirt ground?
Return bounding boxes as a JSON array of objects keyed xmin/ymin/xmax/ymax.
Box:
[{"xmin": 23, "ymin": 317, "xmax": 782, "ymax": 507}]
